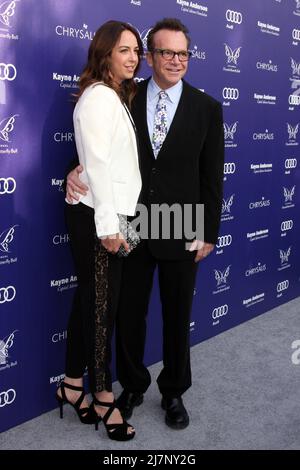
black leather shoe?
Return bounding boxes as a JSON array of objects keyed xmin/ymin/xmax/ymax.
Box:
[
  {"xmin": 116, "ymin": 390, "xmax": 144, "ymax": 419},
  {"xmin": 161, "ymin": 397, "xmax": 189, "ymax": 430}
]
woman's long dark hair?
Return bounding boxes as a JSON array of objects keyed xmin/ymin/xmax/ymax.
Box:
[{"xmin": 77, "ymin": 20, "xmax": 143, "ymax": 107}]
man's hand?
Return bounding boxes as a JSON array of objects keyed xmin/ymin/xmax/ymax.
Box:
[
  {"xmin": 193, "ymin": 241, "xmax": 214, "ymax": 263},
  {"xmin": 66, "ymin": 165, "xmax": 88, "ymax": 203},
  {"xmin": 101, "ymin": 233, "xmax": 130, "ymax": 254}
]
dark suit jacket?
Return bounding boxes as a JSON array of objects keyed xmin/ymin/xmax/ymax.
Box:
[{"xmin": 131, "ymin": 78, "xmax": 224, "ymax": 260}]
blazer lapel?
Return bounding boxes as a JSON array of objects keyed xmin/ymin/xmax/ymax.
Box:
[
  {"xmin": 134, "ymin": 79, "xmax": 154, "ymax": 158},
  {"xmin": 122, "ymin": 103, "xmax": 140, "ymax": 167}
]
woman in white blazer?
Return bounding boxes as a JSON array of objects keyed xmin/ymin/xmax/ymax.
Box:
[{"xmin": 56, "ymin": 21, "xmax": 143, "ymax": 441}]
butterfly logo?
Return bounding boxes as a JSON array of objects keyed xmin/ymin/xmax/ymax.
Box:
[
  {"xmin": 0, "ymin": 330, "xmax": 17, "ymax": 364},
  {"xmin": 224, "ymin": 44, "xmax": 241, "ymax": 65},
  {"xmin": 287, "ymin": 123, "xmax": 299, "ymax": 140},
  {"xmin": 0, "ymin": 0, "xmax": 18, "ymax": 27},
  {"xmin": 0, "ymin": 114, "xmax": 18, "ymax": 142},
  {"xmin": 223, "ymin": 122, "xmax": 238, "ymax": 140},
  {"xmin": 133, "ymin": 26, "xmax": 151, "ymax": 50},
  {"xmin": 0, "ymin": 225, "xmax": 18, "ymax": 252},
  {"xmin": 214, "ymin": 266, "xmax": 231, "ymax": 286},
  {"xmin": 222, "ymin": 195, "xmax": 235, "ymax": 214},
  {"xmin": 279, "ymin": 247, "xmax": 291, "ymax": 264},
  {"xmin": 283, "ymin": 186, "xmax": 295, "ymax": 203},
  {"xmin": 291, "ymin": 58, "xmax": 300, "ymax": 76}
]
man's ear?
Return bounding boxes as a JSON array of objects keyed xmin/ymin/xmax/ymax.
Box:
[{"xmin": 145, "ymin": 51, "xmax": 153, "ymax": 68}]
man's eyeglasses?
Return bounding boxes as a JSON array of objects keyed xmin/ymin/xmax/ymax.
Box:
[{"xmin": 152, "ymin": 48, "xmax": 192, "ymax": 62}]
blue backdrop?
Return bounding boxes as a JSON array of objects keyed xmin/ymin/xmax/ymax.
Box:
[{"xmin": 0, "ymin": 0, "xmax": 299, "ymax": 432}]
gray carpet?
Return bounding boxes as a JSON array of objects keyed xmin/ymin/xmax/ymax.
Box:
[{"xmin": 1, "ymin": 297, "xmax": 300, "ymax": 450}]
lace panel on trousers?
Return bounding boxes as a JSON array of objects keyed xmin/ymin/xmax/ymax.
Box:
[{"xmin": 94, "ymin": 237, "xmax": 108, "ymax": 391}]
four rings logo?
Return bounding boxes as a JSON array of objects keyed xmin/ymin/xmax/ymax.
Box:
[
  {"xmin": 281, "ymin": 220, "xmax": 293, "ymax": 231},
  {"xmin": 0, "ymin": 285, "xmax": 16, "ymax": 303},
  {"xmin": 285, "ymin": 158, "xmax": 297, "ymax": 169},
  {"xmin": 289, "ymin": 95, "xmax": 300, "ymax": 105},
  {"xmin": 0, "ymin": 63, "xmax": 17, "ymax": 81},
  {"xmin": 0, "ymin": 177, "xmax": 16, "ymax": 194},
  {"xmin": 222, "ymin": 87, "xmax": 239, "ymax": 100},
  {"xmin": 293, "ymin": 28, "xmax": 300, "ymax": 40},
  {"xmin": 212, "ymin": 304, "xmax": 229, "ymax": 320},
  {"xmin": 224, "ymin": 163, "xmax": 236, "ymax": 174},
  {"xmin": 0, "ymin": 388, "xmax": 16, "ymax": 407},
  {"xmin": 226, "ymin": 10, "xmax": 243, "ymax": 24},
  {"xmin": 277, "ymin": 280, "xmax": 289, "ymax": 293},
  {"xmin": 216, "ymin": 235, "xmax": 232, "ymax": 248}
]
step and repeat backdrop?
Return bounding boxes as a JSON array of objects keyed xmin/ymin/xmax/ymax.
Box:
[{"xmin": 0, "ymin": 0, "xmax": 299, "ymax": 431}]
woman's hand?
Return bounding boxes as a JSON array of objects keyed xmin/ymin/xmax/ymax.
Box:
[{"xmin": 100, "ymin": 233, "xmax": 129, "ymax": 254}]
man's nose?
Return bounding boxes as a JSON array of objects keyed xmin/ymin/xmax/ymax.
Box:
[{"xmin": 171, "ymin": 53, "xmax": 181, "ymax": 64}]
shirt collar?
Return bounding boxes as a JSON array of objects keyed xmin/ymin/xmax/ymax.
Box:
[{"xmin": 148, "ymin": 77, "xmax": 183, "ymax": 103}]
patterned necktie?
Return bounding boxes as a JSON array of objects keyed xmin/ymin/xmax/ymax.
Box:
[{"xmin": 152, "ymin": 90, "xmax": 168, "ymax": 158}]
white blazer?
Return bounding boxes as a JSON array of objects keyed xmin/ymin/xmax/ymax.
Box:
[{"xmin": 72, "ymin": 83, "xmax": 141, "ymax": 238}]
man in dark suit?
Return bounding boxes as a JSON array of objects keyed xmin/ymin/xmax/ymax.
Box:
[{"xmin": 66, "ymin": 18, "xmax": 224, "ymax": 430}]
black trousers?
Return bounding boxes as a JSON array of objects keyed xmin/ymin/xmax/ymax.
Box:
[
  {"xmin": 65, "ymin": 203, "xmax": 123, "ymax": 393},
  {"xmin": 116, "ymin": 240, "xmax": 199, "ymax": 398}
]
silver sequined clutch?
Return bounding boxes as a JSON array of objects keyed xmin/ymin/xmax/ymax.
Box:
[{"xmin": 117, "ymin": 214, "xmax": 140, "ymax": 257}]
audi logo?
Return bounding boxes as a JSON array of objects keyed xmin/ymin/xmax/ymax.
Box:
[
  {"xmin": 285, "ymin": 158, "xmax": 297, "ymax": 169},
  {"xmin": 212, "ymin": 304, "xmax": 229, "ymax": 320},
  {"xmin": 216, "ymin": 234, "xmax": 232, "ymax": 248},
  {"xmin": 0, "ymin": 286, "xmax": 16, "ymax": 304},
  {"xmin": 292, "ymin": 28, "xmax": 300, "ymax": 41},
  {"xmin": 289, "ymin": 95, "xmax": 300, "ymax": 105},
  {"xmin": 222, "ymin": 87, "xmax": 239, "ymax": 100},
  {"xmin": 0, "ymin": 63, "xmax": 17, "ymax": 81},
  {"xmin": 226, "ymin": 10, "xmax": 243, "ymax": 24},
  {"xmin": 0, "ymin": 389, "xmax": 16, "ymax": 407},
  {"xmin": 281, "ymin": 220, "xmax": 293, "ymax": 231},
  {"xmin": 224, "ymin": 162, "xmax": 236, "ymax": 174},
  {"xmin": 277, "ymin": 280, "xmax": 289, "ymax": 293},
  {"xmin": 0, "ymin": 177, "xmax": 16, "ymax": 194}
]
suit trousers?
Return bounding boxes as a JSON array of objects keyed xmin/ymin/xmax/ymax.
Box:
[
  {"xmin": 116, "ymin": 240, "xmax": 199, "ymax": 398},
  {"xmin": 65, "ymin": 202, "xmax": 123, "ymax": 392}
]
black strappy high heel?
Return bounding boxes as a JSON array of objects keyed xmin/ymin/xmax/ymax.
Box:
[
  {"xmin": 93, "ymin": 395, "xmax": 135, "ymax": 441},
  {"xmin": 56, "ymin": 381, "xmax": 97, "ymax": 424}
]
